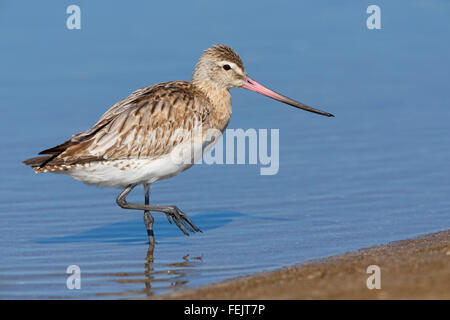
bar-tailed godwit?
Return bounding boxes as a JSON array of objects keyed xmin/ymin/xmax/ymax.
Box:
[{"xmin": 23, "ymin": 45, "xmax": 334, "ymax": 244}]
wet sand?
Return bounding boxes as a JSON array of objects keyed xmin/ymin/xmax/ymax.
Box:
[{"xmin": 156, "ymin": 230, "xmax": 449, "ymax": 299}]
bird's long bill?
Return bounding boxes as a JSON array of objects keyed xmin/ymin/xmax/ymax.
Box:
[{"xmin": 242, "ymin": 76, "xmax": 334, "ymax": 117}]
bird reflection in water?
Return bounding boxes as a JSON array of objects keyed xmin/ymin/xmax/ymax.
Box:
[{"xmin": 99, "ymin": 243, "xmax": 203, "ymax": 298}]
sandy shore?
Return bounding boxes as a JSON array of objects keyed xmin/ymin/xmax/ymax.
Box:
[{"xmin": 156, "ymin": 230, "xmax": 449, "ymax": 299}]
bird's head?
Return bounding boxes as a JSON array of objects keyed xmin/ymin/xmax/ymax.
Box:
[
  {"xmin": 193, "ymin": 44, "xmax": 334, "ymax": 117},
  {"xmin": 192, "ymin": 44, "xmax": 246, "ymax": 90}
]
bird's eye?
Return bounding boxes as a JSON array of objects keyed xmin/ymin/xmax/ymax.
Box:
[{"xmin": 223, "ymin": 64, "xmax": 231, "ymax": 71}]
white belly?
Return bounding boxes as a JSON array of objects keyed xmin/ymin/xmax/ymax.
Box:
[{"xmin": 62, "ymin": 133, "xmax": 217, "ymax": 188}]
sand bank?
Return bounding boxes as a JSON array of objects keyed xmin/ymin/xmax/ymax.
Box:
[{"xmin": 156, "ymin": 230, "xmax": 449, "ymax": 299}]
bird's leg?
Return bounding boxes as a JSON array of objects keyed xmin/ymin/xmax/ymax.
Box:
[
  {"xmin": 143, "ymin": 183, "xmax": 155, "ymax": 247},
  {"xmin": 116, "ymin": 184, "xmax": 202, "ymax": 236}
]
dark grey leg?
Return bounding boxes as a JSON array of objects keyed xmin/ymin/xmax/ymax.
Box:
[
  {"xmin": 116, "ymin": 184, "xmax": 202, "ymax": 236},
  {"xmin": 143, "ymin": 183, "xmax": 155, "ymax": 247}
]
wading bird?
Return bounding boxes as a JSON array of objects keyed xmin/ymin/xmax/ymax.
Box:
[{"xmin": 23, "ymin": 45, "xmax": 334, "ymax": 245}]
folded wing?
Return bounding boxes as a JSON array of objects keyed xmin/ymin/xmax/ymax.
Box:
[{"xmin": 23, "ymin": 81, "xmax": 211, "ymax": 170}]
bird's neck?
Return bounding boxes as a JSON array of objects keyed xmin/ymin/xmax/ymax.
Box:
[{"xmin": 192, "ymin": 79, "xmax": 232, "ymax": 122}]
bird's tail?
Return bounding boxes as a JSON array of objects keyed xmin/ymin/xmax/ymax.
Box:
[{"xmin": 22, "ymin": 155, "xmax": 54, "ymax": 173}]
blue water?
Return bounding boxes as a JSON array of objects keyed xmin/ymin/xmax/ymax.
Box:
[{"xmin": 1, "ymin": 1, "xmax": 449, "ymax": 299}]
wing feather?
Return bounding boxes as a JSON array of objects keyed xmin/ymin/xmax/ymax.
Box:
[{"xmin": 29, "ymin": 81, "xmax": 211, "ymax": 168}]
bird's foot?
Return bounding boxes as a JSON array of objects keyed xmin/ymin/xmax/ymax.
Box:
[{"xmin": 164, "ymin": 206, "xmax": 202, "ymax": 236}]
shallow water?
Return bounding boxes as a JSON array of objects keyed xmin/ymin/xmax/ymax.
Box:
[{"xmin": 1, "ymin": 1, "xmax": 449, "ymax": 299}]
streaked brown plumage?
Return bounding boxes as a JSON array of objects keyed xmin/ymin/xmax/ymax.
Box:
[
  {"xmin": 23, "ymin": 44, "xmax": 333, "ymax": 240},
  {"xmin": 26, "ymin": 81, "xmax": 218, "ymax": 171}
]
